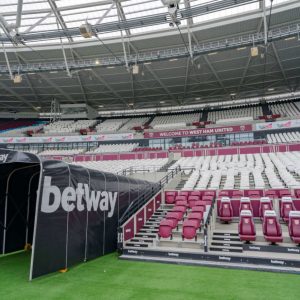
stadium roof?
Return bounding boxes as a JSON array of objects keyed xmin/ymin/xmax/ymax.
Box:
[{"xmin": 0, "ymin": 0, "xmax": 299, "ymax": 113}]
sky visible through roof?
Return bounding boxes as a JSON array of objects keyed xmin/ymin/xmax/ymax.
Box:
[{"xmin": 0, "ymin": 0, "xmax": 290, "ymax": 45}]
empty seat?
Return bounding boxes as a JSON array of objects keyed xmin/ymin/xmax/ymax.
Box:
[
  {"xmin": 188, "ymin": 195, "xmax": 200, "ymax": 208},
  {"xmin": 262, "ymin": 210, "xmax": 283, "ymax": 244},
  {"xmin": 178, "ymin": 191, "xmax": 189, "ymax": 197},
  {"xmin": 239, "ymin": 210, "xmax": 256, "ymax": 242},
  {"xmin": 247, "ymin": 191, "xmax": 260, "ymax": 198},
  {"xmin": 264, "ymin": 190, "xmax": 277, "ymax": 198},
  {"xmin": 219, "ymin": 197, "xmax": 233, "ymax": 223},
  {"xmin": 191, "ymin": 206, "xmax": 205, "ymax": 215},
  {"xmin": 165, "ymin": 195, "xmax": 175, "ymax": 204},
  {"xmin": 171, "ymin": 206, "xmax": 186, "ymax": 220},
  {"xmin": 175, "ymin": 195, "xmax": 188, "ymax": 202},
  {"xmin": 218, "ymin": 191, "xmax": 229, "ymax": 197},
  {"xmin": 239, "ymin": 197, "xmax": 253, "ymax": 214},
  {"xmin": 203, "ymin": 191, "xmax": 215, "ymax": 197},
  {"xmin": 280, "ymin": 197, "xmax": 296, "ymax": 223},
  {"xmin": 182, "ymin": 220, "xmax": 198, "ymax": 241},
  {"xmin": 259, "ymin": 197, "xmax": 273, "ymax": 219},
  {"xmin": 175, "ymin": 200, "xmax": 188, "ymax": 207},
  {"xmin": 187, "ymin": 212, "xmax": 203, "ymax": 228},
  {"xmin": 165, "ymin": 212, "xmax": 180, "ymax": 229},
  {"xmin": 279, "ymin": 190, "xmax": 291, "ymax": 198},
  {"xmin": 158, "ymin": 219, "xmax": 173, "ymax": 239},
  {"xmin": 288, "ymin": 211, "xmax": 300, "ymax": 244},
  {"xmin": 202, "ymin": 195, "xmax": 213, "ymax": 205},
  {"xmin": 232, "ymin": 190, "xmax": 243, "ymax": 197},
  {"xmin": 190, "ymin": 191, "xmax": 202, "ymax": 198}
]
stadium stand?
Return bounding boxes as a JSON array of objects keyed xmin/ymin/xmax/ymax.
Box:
[
  {"xmin": 268, "ymin": 101, "xmax": 300, "ymax": 117},
  {"xmin": 87, "ymin": 143, "xmax": 139, "ymax": 153},
  {"xmin": 95, "ymin": 119, "xmax": 129, "ymax": 133},
  {"xmin": 207, "ymin": 104, "xmax": 263, "ymax": 123},
  {"xmin": 43, "ymin": 120, "xmax": 97, "ymax": 135},
  {"xmin": 39, "ymin": 149, "xmax": 85, "ymax": 156},
  {"xmin": 149, "ymin": 112, "xmax": 201, "ymax": 129},
  {"xmin": 72, "ymin": 158, "xmax": 168, "ymax": 174}
]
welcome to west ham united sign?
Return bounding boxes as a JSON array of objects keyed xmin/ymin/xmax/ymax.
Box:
[{"xmin": 144, "ymin": 124, "xmax": 253, "ymax": 138}]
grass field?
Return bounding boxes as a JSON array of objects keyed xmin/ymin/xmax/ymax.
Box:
[{"xmin": 1, "ymin": 251, "xmax": 300, "ymax": 300}]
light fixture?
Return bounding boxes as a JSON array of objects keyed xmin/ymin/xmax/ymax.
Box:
[
  {"xmin": 84, "ymin": 68, "xmax": 92, "ymax": 71},
  {"xmin": 35, "ymin": 106, "xmax": 41, "ymax": 110},
  {"xmin": 169, "ymin": 58, "xmax": 178, "ymax": 62},
  {"xmin": 13, "ymin": 75, "xmax": 22, "ymax": 83},
  {"xmin": 195, "ymin": 97, "xmax": 201, "ymax": 100},
  {"xmin": 237, "ymin": 47, "xmax": 246, "ymax": 51},
  {"xmin": 49, "ymin": 71, "xmax": 58, "ymax": 74},
  {"xmin": 230, "ymin": 93, "xmax": 236, "ymax": 96},
  {"xmin": 160, "ymin": 101, "xmax": 165, "ymax": 104},
  {"xmin": 98, "ymin": 105, "xmax": 104, "ymax": 108},
  {"xmin": 132, "ymin": 65, "xmax": 139, "ymax": 75},
  {"xmin": 251, "ymin": 46, "xmax": 258, "ymax": 57},
  {"xmin": 95, "ymin": 60, "xmax": 100, "ymax": 65},
  {"xmin": 79, "ymin": 23, "xmax": 93, "ymax": 38},
  {"xmin": 144, "ymin": 62, "xmax": 152, "ymax": 65},
  {"xmin": 106, "ymin": 66, "xmax": 115, "ymax": 69},
  {"xmin": 28, "ymin": 72, "xmax": 36, "ymax": 75},
  {"xmin": 268, "ymin": 88, "xmax": 275, "ymax": 91},
  {"xmin": 208, "ymin": 52, "xmax": 218, "ymax": 56}
]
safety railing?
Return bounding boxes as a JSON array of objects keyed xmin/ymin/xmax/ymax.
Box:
[
  {"xmin": 203, "ymin": 198, "xmax": 217, "ymax": 252},
  {"xmin": 118, "ymin": 165, "xmax": 181, "ymax": 226}
]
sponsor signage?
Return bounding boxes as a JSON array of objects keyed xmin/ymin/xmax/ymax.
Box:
[
  {"xmin": 0, "ymin": 149, "xmax": 156, "ymax": 280},
  {"xmin": 144, "ymin": 124, "xmax": 253, "ymax": 139},
  {"xmin": 0, "ymin": 133, "xmax": 134, "ymax": 144},
  {"xmin": 255, "ymin": 119, "xmax": 300, "ymax": 131}
]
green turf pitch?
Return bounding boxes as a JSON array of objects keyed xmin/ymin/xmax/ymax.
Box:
[{"xmin": 0, "ymin": 251, "xmax": 300, "ymax": 300}]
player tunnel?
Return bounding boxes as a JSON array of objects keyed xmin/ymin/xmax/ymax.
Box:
[
  {"xmin": 0, "ymin": 151, "xmax": 41, "ymax": 256},
  {"xmin": 0, "ymin": 149, "xmax": 158, "ymax": 280}
]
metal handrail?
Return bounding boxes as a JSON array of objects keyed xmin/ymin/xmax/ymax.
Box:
[
  {"xmin": 118, "ymin": 166, "xmax": 181, "ymax": 226},
  {"xmin": 203, "ymin": 197, "xmax": 216, "ymax": 252}
]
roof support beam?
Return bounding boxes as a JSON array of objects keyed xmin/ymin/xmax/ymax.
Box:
[
  {"xmin": 262, "ymin": 0, "xmax": 268, "ymax": 46},
  {"xmin": 24, "ymin": 12, "xmax": 52, "ymax": 33},
  {"xmin": 127, "ymin": 41, "xmax": 178, "ymax": 103},
  {"xmin": 0, "ymin": 80, "xmax": 37, "ymax": 110},
  {"xmin": 47, "ymin": 0, "xmax": 73, "ymax": 42},
  {"xmin": 95, "ymin": 3, "xmax": 115, "ymax": 25},
  {"xmin": 16, "ymin": 0, "xmax": 23, "ymax": 29},
  {"xmin": 70, "ymin": 49, "xmax": 128, "ymax": 107},
  {"xmin": 116, "ymin": 1, "xmax": 130, "ymax": 69},
  {"xmin": 271, "ymin": 42, "xmax": 292, "ymax": 91}
]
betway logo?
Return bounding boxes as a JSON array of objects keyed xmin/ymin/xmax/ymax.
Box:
[
  {"xmin": 0, "ymin": 154, "xmax": 8, "ymax": 163},
  {"xmin": 41, "ymin": 176, "xmax": 117, "ymax": 217}
]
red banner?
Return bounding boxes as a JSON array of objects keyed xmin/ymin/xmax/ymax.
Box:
[{"xmin": 144, "ymin": 124, "xmax": 253, "ymax": 138}]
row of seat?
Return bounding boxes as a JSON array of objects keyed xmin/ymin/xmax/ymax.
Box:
[
  {"xmin": 159, "ymin": 201, "xmax": 209, "ymax": 241},
  {"xmin": 43, "ymin": 120, "xmax": 97, "ymax": 134},
  {"xmin": 267, "ymin": 132, "xmax": 300, "ymax": 144},
  {"xmin": 173, "ymin": 152, "xmax": 300, "ymax": 190},
  {"xmin": 72, "ymin": 158, "xmax": 169, "ymax": 174},
  {"xmin": 239, "ymin": 210, "xmax": 300, "ymax": 245},
  {"xmin": 218, "ymin": 196, "xmax": 296, "ymax": 223},
  {"xmin": 150, "ymin": 112, "xmax": 201, "ymax": 129},
  {"xmin": 269, "ymin": 101, "xmax": 299, "ymax": 117},
  {"xmin": 86, "ymin": 143, "xmax": 139, "ymax": 154},
  {"xmin": 207, "ymin": 105, "xmax": 262, "ymax": 122}
]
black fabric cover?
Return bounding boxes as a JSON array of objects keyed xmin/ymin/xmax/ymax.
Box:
[{"xmin": 0, "ymin": 149, "xmax": 157, "ymax": 280}]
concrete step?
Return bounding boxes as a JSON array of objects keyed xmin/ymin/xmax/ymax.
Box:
[{"xmin": 209, "ymin": 245, "xmax": 243, "ymax": 253}]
